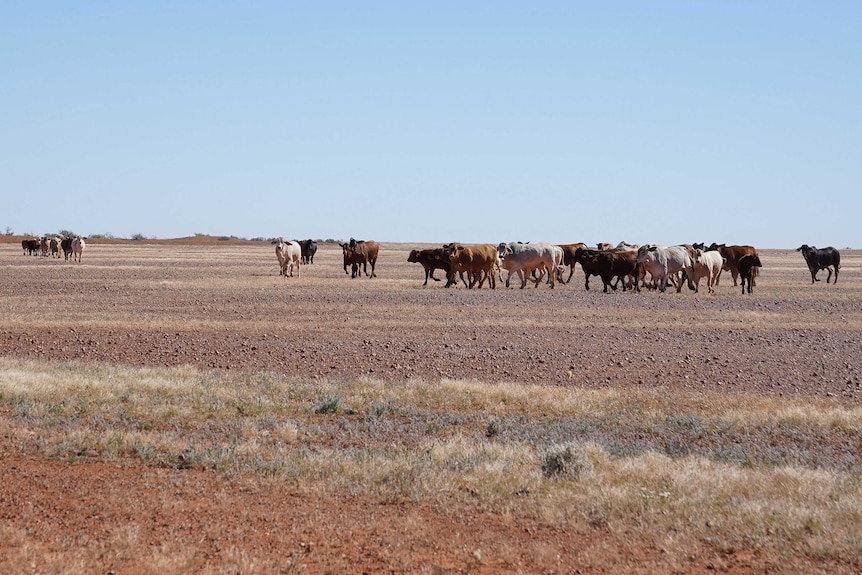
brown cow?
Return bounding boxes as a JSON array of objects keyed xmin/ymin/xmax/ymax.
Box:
[
  {"xmin": 444, "ymin": 243, "xmax": 497, "ymax": 289},
  {"xmin": 407, "ymin": 248, "xmax": 452, "ymax": 286},
  {"xmin": 49, "ymin": 237, "xmax": 61, "ymax": 258},
  {"xmin": 557, "ymin": 243, "xmax": 588, "ymax": 284},
  {"xmin": 707, "ymin": 243, "xmax": 759, "ymax": 286},
  {"xmin": 596, "ymin": 242, "xmax": 614, "ymax": 251},
  {"xmin": 341, "ymin": 238, "xmax": 379, "ymax": 278}
]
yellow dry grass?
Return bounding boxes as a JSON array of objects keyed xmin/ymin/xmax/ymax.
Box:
[{"xmin": 2, "ymin": 357, "xmax": 862, "ymax": 568}]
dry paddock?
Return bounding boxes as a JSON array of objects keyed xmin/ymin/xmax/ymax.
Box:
[{"xmin": 1, "ymin": 240, "xmax": 860, "ymax": 403}]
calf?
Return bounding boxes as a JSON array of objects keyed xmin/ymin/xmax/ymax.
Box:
[
  {"xmin": 796, "ymin": 245, "xmax": 840, "ymax": 284},
  {"xmin": 738, "ymin": 254, "xmax": 762, "ymax": 294}
]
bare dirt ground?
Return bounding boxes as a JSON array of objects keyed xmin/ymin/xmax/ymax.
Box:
[{"xmin": 1, "ymin": 237, "xmax": 861, "ymax": 573}]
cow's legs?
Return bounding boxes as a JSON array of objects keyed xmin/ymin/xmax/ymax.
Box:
[{"xmin": 826, "ymin": 267, "xmax": 833, "ymax": 283}]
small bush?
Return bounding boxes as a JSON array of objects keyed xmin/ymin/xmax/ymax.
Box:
[
  {"xmin": 485, "ymin": 418, "xmax": 501, "ymax": 438},
  {"xmin": 542, "ymin": 442, "xmax": 592, "ymax": 478},
  {"xmin": 315, "ymin": 396, "xmax": 341, "ymax": 414},
  {"xmin": 369, "ymin": 401, "xmax": 388, "ymax": 418}
]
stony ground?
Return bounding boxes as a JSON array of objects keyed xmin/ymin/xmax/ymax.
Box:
[{"xmin": 1, "ymin": 237, "xmax": 860, "ymax": 573}]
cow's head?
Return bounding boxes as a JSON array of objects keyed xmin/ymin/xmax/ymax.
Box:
[
  {"xmin": 707, "ymin": 243, "xmax": 724, "ymax": 252},
  {"xmin": 796, "ymin": 244, "xmax": 813, "ymax": 256},
  {"xmin": 573, "ymin": 247, "xmax": 597, "ymax": 263},
  {"xmin": 407, "ymin": 250, "xmax": 420, "ymax": 263},
  {"xmin": 496, "ymin": 242, "xmax": 513, "ymax": 258},
  {"xmin": 445, "ymin": 243, "xmax": 467, "ymax": 264},
  {"xmin": 340, "ymin": 243, "xmax": 356, "ymax": 273},
  {"xmin": 635, "ymin": 244, "xmax": 656, "ymax": 263}
]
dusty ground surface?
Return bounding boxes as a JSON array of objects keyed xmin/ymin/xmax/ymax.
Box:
[{"xmin": 1, "ymin": 237, "xmax": 860, "ymax": 573}]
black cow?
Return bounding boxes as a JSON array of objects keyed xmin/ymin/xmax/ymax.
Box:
[
  {"xmin": 796, "ymin": 245, "xmax": 840, "ymax": 284},
  {"xmin": 574, "ymin": 248, "xmax": 640, "ymax": 293},
  {"xmin": 61, "ymin": 237, "xmax": 73, "ymax": 261},
  {"xmin": 21, "ymin": 239, "xmax": 38, "ymax": 255},
  {"xmin": 297, "ymin": 239, "xmax": 317, "ymax": 264},
  {"xmin": 738, "ymin": 254, "xmax": 762, "ymax": 294},
  {"xmin": 407, "ymin": 248, "xmax": 452, "ymax": 286}
]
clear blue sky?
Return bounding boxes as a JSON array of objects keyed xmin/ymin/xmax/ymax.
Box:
[{"xmin": 3, "ymin": 2, "xmax": 860, "ymax": 247}]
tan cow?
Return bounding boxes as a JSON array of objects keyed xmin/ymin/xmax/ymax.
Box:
[{"xmin": 444, "ymin": 243, "xmax": 497, "ymax": 289}]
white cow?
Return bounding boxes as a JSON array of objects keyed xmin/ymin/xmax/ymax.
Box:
[
  {"xmin": 685, "ymin": 249, "xmax": 724, "ymax": 293},
  {"xmin": 272, "ymin": 238, "xmax": 287, "ymax": 275},
  {"xmin": 686, "ymin": 249, "xmax": 725, "ymax": 294},
  {"xmin": 497, "ymin": 242, "xmax": 563, "ymax": 289},
  {"xmin": 71, "ymin": 236, "xmax": 86, "ymax": 263},
  {"xmin": 272, "ymin": 237, "xmax": 302, "ymax": 277},
  {"xmin": 615, "ymin": 241, "xmax": 639, "ymax": 252},
  {"xmin": 635, "ymin": 245, "xmax": 693, "ymax": 293}
]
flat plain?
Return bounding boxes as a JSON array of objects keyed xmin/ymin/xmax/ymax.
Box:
[{"xmin": 1, "ymin": 237, "xmax": 861, "ymax": 574}]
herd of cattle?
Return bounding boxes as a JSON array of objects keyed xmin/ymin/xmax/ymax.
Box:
[
  {"xmin": 406, "ymin": 242, "xmax": 767, "ymax": 295},
  {"xmin": 407, "ymin": 242, "xmax": 842, "ymax": 294},
  {"xmin": 23, "ymin": 234, "xmax": 841, "ymax": 293},
  {"xmin": 267, "ymin": 237, "xmax": 843, "ymax": 294},
  {"xmin": 20, "ymin": 236, "xmax": 86, "ymax": 263}
]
